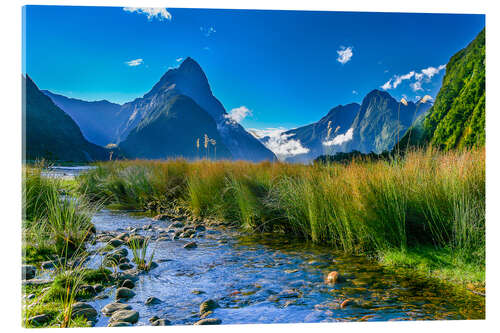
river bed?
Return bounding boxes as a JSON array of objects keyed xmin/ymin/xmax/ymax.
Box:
[{"xmin": 78, "ymin": 208, "xmax": 484, "ymax": 326}]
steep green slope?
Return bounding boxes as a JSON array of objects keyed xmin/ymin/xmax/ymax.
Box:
[
  {"xmin": 23, "ymin": 76, "xmax": 108, "ymax": 162},
  {"xmin": 414, "ymin": 28, "xmax": 485, "ymax": 150}
]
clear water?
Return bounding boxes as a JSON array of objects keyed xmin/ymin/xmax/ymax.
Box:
[
  {"xmin": 82, "ymin": 209, "xmax": 484, "ymax": 326},
  {"xmin": 41, "ymin": 166, "xmax": 96, "ymax": 179}
]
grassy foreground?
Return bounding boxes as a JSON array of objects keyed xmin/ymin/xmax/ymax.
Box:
[
  {"xmin": 76, "ymin": 148, "xmax": 485, "ymax": 290},
  {"xmin": 22, "ymin": 165, "xmax": 112, "ymax": 328}
]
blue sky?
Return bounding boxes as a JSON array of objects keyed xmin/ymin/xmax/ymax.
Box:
[{"xmin": 23, "ymin": 6, "xmax": 484, "ymax": 130}]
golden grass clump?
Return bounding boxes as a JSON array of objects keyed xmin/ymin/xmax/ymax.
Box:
[{"xmin": 76, "ymin": 148, "xmax": 485, "ymax": 266}]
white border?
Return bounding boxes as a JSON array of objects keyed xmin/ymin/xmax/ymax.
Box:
[{"xmin": 1, "ymin": 1, "xmax": 499, "ymax": 332}]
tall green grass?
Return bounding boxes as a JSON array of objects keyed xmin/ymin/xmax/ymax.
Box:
[
  {"xmin": 23, "ymin": 165, "xmax": 97, "ymax": 260},
  {"xmin": 76, "ymin": 149, "xmax": 485, "ymax": 272},
  {"xmin": 22, "ymin": 165, "xmax": 110, "ymax": 327},
  {"xmin": 131, "ymin": 238, "xmax": 157, "ymax": 271}
]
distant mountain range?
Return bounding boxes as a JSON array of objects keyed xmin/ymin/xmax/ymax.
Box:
[
  {"xmin": 42, "ymin": 90, "xmax": 126, "ymax": 147},
  {"xmin": 120, "ymin": 94, "xmax": 232, "ymax": 160},
  {"xmin": 254, "ymin": 90, "xmax": 431, "ymax": 163},
  {"xmin": 24, "ymin": 76, "xmax": 108, "ymax": 162},
  {"xmin": 40, "ymin": 57, "xmax": 275, "ymax": 162},
  {"xmin": 115, "ymin": 57, "xmax": 274, "ymax": 161},
  {"xmin": 256, "ymin": 29, "xmax": 485, "ymax": 162},
  {"xmin": 342, "ymin": 90, "xmax": 431, "ymax": 153},
  {"xmin": 279, "ymin": 103, "xmax": 361, "ymax": 163},
  {"xmin": 26, "ymin": 28, "xmax": 484, "ymax": 163}
]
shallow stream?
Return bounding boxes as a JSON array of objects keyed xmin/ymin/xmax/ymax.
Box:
[{"xmin": 81, "ymin": 209, "xmax": 484, "ymax": 326}]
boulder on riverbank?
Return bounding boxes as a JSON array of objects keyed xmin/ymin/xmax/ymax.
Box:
[
  {"xmin": 152, "ymin": 318, "xmax": 171, "ymax": 326},
  {"xmin": 121, "ymin": 279, "xmax": 135, "ymax": 289},
  {"xmin": 77, "ymin": 285, "xmax": 97, "ymax": 297},
  {"xmin": 108, "ymin": 321, "xmax": 132, "ymax": 327},
  {"xmin": 325, "ymin": 271, "xmax": 341, "ymax": 285},
  {"xmin": 22, "ymin": 278, "xmax": 53, "ymax": 286},
  {"xmin": 119, "ymin": 263, "xmax": 134, "ymax": 270},
  {"xmin": 181, "ymin": 229, "xmax": 196, "ymax": 238},
  {"xmin": 71, "ymin": 302, "xmax": 98, "ymax": 321},
  {"xmin": 110, "ymin": 309, "xmax": 139, "ymax": 324},
  {"xmin": 105, "ymin": 248, "xmax": 128, "ymax": 264},
  {"xmin": 199, "ymin": 299, "xmax": 218, "ymax": 315},
  {"xmin": 171, "ymin": 222, "xmax": 184, "ymax": 228},
  {"xmin": 112, "ymin": 271, "xmax": 140, "ymax": 286},
  {"xmin": 101, "ymin": 302, "xmax": 132, "ymax": 316},
  {"xmin": 41, "ymin": 261, "xmax": 55, "ymax": 269},
  {"xmin": 116, "ymin": 232, "xmax": 130, "ymax": 241},
  {"xmin": 116, "ymin": 287, "xmax": 135, "ymax": 300},
  {"xmin": 27, "ymin": 314, "xmax": 51, "ymax": 326},
  {"xmin": 108, "ymin": 238, "xmax": 124, "ymax": 248},
  {"xmin": 145, "ymin": 296, "xmax": 162, "ymax": 305},
  {"xmin": 194, "ymin": 318, "xmax": 222, "ymax": 325},
  {"xmin": 22, "ymin": 265, "xmax": 36, "ymax": 280},
  {"xmin": 184, "ymin": 241, "xmax": 197, "ymax": 249}
]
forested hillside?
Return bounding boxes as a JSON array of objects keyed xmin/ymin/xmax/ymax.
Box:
[{"xmin": 402, "ymin": 29, "xmax": 485, "ymax": 151}]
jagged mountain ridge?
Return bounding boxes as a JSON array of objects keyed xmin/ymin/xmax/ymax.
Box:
[
  {"xmin": 283, "ymin": 103, "xmax": 361, "ymax": 163},
  {"xmin": 42, "ymin": 90, "xmax": 130, "ymax": 147},
  {"xmin": 42, "ymin": 58, "xmax": 276, "ymax": 162},
  {"xmin": 24, "ymin": 76, "xmax": 108, "ymax": 162},
  {"xmin": 119, "ymin": 93, "xmax": 232, "ymax": 160},
  {"xmin": 341, "ymin": 90, "xmax": 432, "ymax": 154},
  {"xmin": 116, "ymin": 57, "xmax": 276, "ymax": 162},
  {"xmin": 258, "ymin": 90, "xmax": 431, "ymax": 162}
]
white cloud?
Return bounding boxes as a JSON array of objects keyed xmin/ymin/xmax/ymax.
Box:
[
  {"xmin": 225, "ymin": 106, "xmax": 252, "ymax": 123},
  {"xmin": 336, "ymin": 46, "xmax": 353, "ymax": 64},
  {"xmin": 200, "ymin": 26, "xmax": 216, "ymax": 37},
  {"xmin": 421, "ymin": 64, "xmax": 446, "ymax": 79},
  {"xmin": 176, "ymin": 57, "xmax": 184, "ymax": 62},
  {"xmin": 249, "ymin": 128, "xmax": 309, "ymax": 160},
  {"xmin": 352, "ymin": 90, "xmax": 358, "ymax": 95},
  {"xmin": 123, "ymin": 7, "xmax": 172, "ymax": 21},
  {"xmin": 323, "ymin": 128, "xmax": 354, "ymax": 146},
  {"xmin": 249, "ymin": 127, "xmax": 287, "ymax": 139},
  {"xmin": 381, "ymin": 64, "xmax": 446, "ymax": 91},
  {"xmin": 125, "ymin": 58, "xmax": 143, "ymax": 66},
  {"xmin": 392, "ymin": 71, "xmax": 415, "ymax": 89},
  {"xmin": 381, "ymin": 79, "xmax": 392, "ymax": 90},
  {"xmin": 411, "ymin": 81, "xmax": 423, "ymax": 92}
]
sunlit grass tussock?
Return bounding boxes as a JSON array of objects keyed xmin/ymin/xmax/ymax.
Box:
[
  {"xmin": 76, "ymin": 149, "xmax": 485, "ymax": 283},
  {"xmin": 22, "ymin": 164, "xmax": 113, "ymax": 327},
  {"xmin": 23, "ymin": 165, "xmax": 98, "ymax": 259}
]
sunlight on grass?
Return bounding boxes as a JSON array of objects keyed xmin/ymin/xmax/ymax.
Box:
[{"xmin": 75, "ymin": 148, "xmax": 485, "ymax": 286}]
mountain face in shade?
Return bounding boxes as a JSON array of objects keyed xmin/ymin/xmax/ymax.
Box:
[
  {"xmin": 341, "ymin": 90, "xmax": 432, "ymax": 154},
  {"xmin": 42, "ymin": 90, "xmax": 130, "ymax": 147},
  {"xmin": 119, "ymin": 94, "xmax": 232, "ymax": 160},
  {"xmin": 117, "ymin": 57, "xmax": 276, "ymax": 162},
  {"xmin": 282, "ymin": 103, "xmax": 360, "ymax": 163},
  {"xmin": 24, "ymin": 76, "xmax": 108, "ymax": 162}
]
